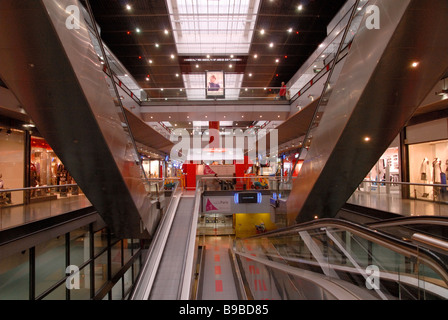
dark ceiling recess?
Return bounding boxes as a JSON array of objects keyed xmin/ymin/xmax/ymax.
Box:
[{"xmin": 86, "ymin": 0, "xmax": 346, "ymax": 99}]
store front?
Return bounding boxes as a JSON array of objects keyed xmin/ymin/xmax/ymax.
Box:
[{"xmin": 406, "ymin": 118, "xmax": 448, "ymax": 203}]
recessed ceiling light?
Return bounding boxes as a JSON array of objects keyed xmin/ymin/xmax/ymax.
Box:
[
  {"xmin": 171, "ymin": 54, "xmax": 175, "ymax": 59},
  {"xmin": 269, "ymin": 43, "xmax": 274, "ymax": 48},
  {"xmin": 275, "ymin": 59, "xmax": 279, "ymax": 63},
  {"xmin": 155, "ymin": 43, "xmax": 159, "ymax": 48},
  {"xmin": 411, "ymin": 61, "xmax": 419, "ymax": 68},
  {"xmin": 161, "ymin": 88, "xmax": 164, "ymax": 91},
  {"xmin": 298, "ymin": 4, "xmax": 303, "ymax": 11},
  {"xmin": 149, "ymin": 59, "xmax": 153, "ymax": 64},
  {"xmin": 245, "ymin": 88, "xmax": 248, "ymax": 91},
  {"xmin": 230, "ymin": 54, "xmax": 234, "ymax": 58},
  {"xmin": 164, "ymin": 29, "xmax": 169, "ymax": 34},
  {"xmin": 260, "ymin": 29, "xmax": 265, "ymax": 35},
  {"xmin": 229, "ymin": 64, "xmax": 233, "ymax": 68},
  {"xmin": 145, "ymin": 77, "xmax": 150, "ymax": 81},
  {"xmin": 175, "ymin": 73, "xmax": 179, "ymax": 77},
  {"xmin": 126, "ymin": 4, "xmax": 132, "ymax": 11},
  {"xmin": 249, "ymin": 73, "xmax": 252, "ymax": 77},
  {"xmin": 136, "ymin": 28, "xmax": 141, "ymax": 33},
  {"xmin": 254, "ymin": 54, "xmax": 258, "ymax": 59},
  {"xmin": 206, "ymin": 54, "xmax": 210, "ymax": 58},
  {"xmin": 287, "ymin": 28, "xmax": 293, "ymax": 33},
  {"xmin": 196, "ymin": 64, "xmax": 199, "ymax": 68}
]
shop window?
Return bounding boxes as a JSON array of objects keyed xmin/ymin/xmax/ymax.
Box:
[{"xmin": 0, "ymin": 128, "xmax": 25, "ymax": 206}]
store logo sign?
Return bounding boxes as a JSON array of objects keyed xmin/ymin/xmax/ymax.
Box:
[
  {"xmin": 66, "ymin": 265, "xmax": 80, "ymax": 290},
  {"xmin": 66, "ymin": 5, "xmax": 81, "ymax": 30}
]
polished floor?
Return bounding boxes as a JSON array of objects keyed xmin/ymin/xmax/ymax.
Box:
[
  {"xmin": 200, "ymin": 235, "xmax": 239, "ymax": 300},
  {"xmin": 348, "ymin": 190, "xmax": 448, "ymax": 217},
  {"xmin": 0, "ymin": 194, "xmax": 92, "ymax": 231}
]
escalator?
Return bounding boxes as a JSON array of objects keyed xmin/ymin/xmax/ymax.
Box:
[
  {"xmin": 0, "ymin": 0, "xmax": 173, "ymax": 238},
  {"xmin": 130, "ymin": 183, "xmax": 201, "ymax": 300},
  {"xmin": 286, "ymin": 0, "xmax": 448, "ymax": 224},
  {"xmin": 232, "ymin": 218, "xmax": 448, "ymax": 300}
]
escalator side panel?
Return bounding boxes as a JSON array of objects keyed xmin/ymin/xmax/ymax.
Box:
[
  {"xmin": 0, "ymin": 0, "xmax": 150, "ymax": 238},
  {"xmin": 287, "ymin": 0, "xmax": 448, "ymax": 224}
]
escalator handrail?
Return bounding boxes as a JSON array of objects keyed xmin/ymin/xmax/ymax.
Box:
[
  {"xmin": 179, "ymin": 180, "xmax": 202, "ymax": 299},
  {"xmin": 130, "ymin": 181, "xmax": 182, "ymax": 300},
  {"xmin": 367, "ymin": 216, "xmax": 448, "ymax": 229},
  {"xmin": 239, "ymin": 218, "xmax": 448, "ymax": 286}
]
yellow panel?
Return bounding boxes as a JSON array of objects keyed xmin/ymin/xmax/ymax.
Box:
[{"xmin": 234, "ymin": 213, "xmax": 278, "ymax": 238}]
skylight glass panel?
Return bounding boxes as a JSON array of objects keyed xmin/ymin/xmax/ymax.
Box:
[{"xmin": 167, "ymin": 0, "xmax": 261, "ymax": 55}]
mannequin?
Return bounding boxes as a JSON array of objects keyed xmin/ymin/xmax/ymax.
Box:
[
  {"xmin": 420, "ymin": 158, "xmax": 430, "ymax": 181},
  {"xmin": 433, "ymin": 158, "xmax": 442, "ymax": 183}
]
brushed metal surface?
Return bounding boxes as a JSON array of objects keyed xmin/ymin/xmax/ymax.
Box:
[
  {"xmin": 287, "ymin": 0, "xmax": 448, "ymax": 224},
  {"xmin": 0, "ymin": 0, "xmax": 155, "ymax": 238}
]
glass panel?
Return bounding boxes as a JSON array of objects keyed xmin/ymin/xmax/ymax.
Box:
[
  {"xmin": 0, "ymin": 250, "xmax": 29, "ymax": 300},
  {"xmin": 111, "ymin": 278, "xmax": 123, "ymax": 300},
  {"xmin": 94, "ymin": 251, "xmax": 108, "ymax": 293},
  {"xmin": 94, "ymin": 228, "xmax": 108, "ymax": 256},
  {"xmin": 111, "ymin": 241, "xmax": 123, "ymax": 277},
  {"xmin": 123, "ymin": 239, "xmax": 133, "ymax": 264},
  {"xmin": 42, "ymin": 283, "xmax": 66, "ymax": 300},
  {"xmin": 69, "ymin": 267, "xmax": 91, "ymax": 300},
  {"xmin": 70, "ymin": 226, "xmax": 90, "ymax": 267},
  {"xmin": 35, "ymin": 235, "xmax": 66, "ymax": 297},
  {"xmin": 133, "ymin": 258, "xmax": 141, "ymax": 282},
  {"xmin": 123, "ymin": 268, "xmax": 133, "ymax": 295}
]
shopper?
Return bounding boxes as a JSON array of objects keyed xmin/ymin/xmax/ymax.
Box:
[{"xmin": 279, "ymin": 82, "xmax": 287, "ymax": 100}]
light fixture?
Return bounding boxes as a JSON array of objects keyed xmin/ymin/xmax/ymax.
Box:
[
  {"xmin": 230, "ymin": 54, "xmax": 234, "ymax": 58},
  {"xmin": 260, "ymin": 29, "xmax": 265, "ymax": 35},
  {"xmin": 253, "ymin": 54, "xmax": 258, "ymax": 59},
  {"xmin": 136, "ymin": 28, "xmax": 141, "ymax": 33},
  {"xmin": 149, "ymin": 59, "xmax": 153, "ymax": 64},
  {"xmin": 275, "ymin": 59, "xmax": 279, "ymax": 63},
  {"xmin": 298, "ymin": 4, "xmax": 303, "ymax": 11},
  {"xmin": 411, "ymin": 61, "xmax": 419, "ymax": 68},
  {"xmin": 287, "ymin": 28, "xmax": 293, "ymax": 33},
  {"xmin": 196, "ymin": 64, "xmax": 199, "ymax": 68},
  {"xmin": 164, "ymin": 29, "xmax": 169, "ymax": 34},
  {"xmin": 155, "ymin": 43, "xmax": 159, "ymax": 48},
  {"xmin": 364, "ymin": 136, "xmax": 371, "ymax": 142},
  {"xmin": 145, "ymin": 77, "xmax": 150, "ymax": 81},
  {"xmin": 175, "ymin": 73, "xmax": 179, "ymax": 77},
  {"xmin": 229, "ymin": 64, "xmax": 233, "ymax": 68},
  {"xmin": 170, "ymin": 54, "xmax": 175, "ymax": 59},
  {"xmin": 126, "ymin": 4, "xmax": 132, "ymax": 11},
  {"xmin": 249, "ymin": 73, "xmax": 252, "ymax": 77},
  {"xmin": 269, "ymin": 42, "xmax": 274, "ymax": 48},
  {"xmin": 206, "ymin": 54, "xmax": 210, "ymax": 58}
]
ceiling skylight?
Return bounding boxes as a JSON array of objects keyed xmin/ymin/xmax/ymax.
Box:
[{"xmin": 166, "ymin": 0, "xmax": 261, "ymax": 55}]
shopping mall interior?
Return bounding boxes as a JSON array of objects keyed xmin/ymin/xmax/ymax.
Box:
[{"xmin": 0, "ymin": 0, "xmax": 448, "ymax": 307}]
